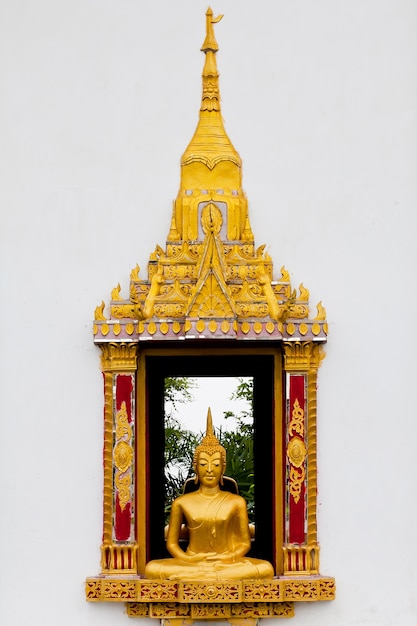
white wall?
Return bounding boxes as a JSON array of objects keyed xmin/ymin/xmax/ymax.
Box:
[{"xmin": 1, "ymin": 1, "xmax": 416, "ymax": 625}]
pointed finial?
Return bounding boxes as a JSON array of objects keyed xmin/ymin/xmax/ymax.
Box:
[
  {"xmin": 199, "ymin": 9, "xmax": 223, "ymax": 114},
  {"xmin": 206, "ymin": 407, "xmax": 214, "ymax": 436},
  {"xmin": 179, "ymin": 8, "xmax": 242, "ymax": 204},
  {"xmin": 193, "ymin": 407, "xmax": 226, "ymax": 465},
  {"xmin": 201, "ymin": 8, "xmax": 223, "ymax": 52},
  {"xmin": 201, "ymin": 407, "xmax": 218, "ymax": 448}
]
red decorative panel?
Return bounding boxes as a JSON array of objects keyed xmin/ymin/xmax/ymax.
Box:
[
  {"xmin": 287, "ymin": 374, "xmax": 306, "ymax": 544},
  {"xmin": 113, "ymin": 374, "xmax": 135, "ymax": 542},
  {"xmin": 115, "ymin": 496, "xmax": 132, "ymax": 542},
  {"xmin": 116, "ymin": 374, "xmax": 133, "ymax": 421}
]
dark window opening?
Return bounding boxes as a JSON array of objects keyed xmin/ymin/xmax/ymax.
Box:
[{"xmin": 145, "ymin": 354, "xmax": 276, "ymax": 567}]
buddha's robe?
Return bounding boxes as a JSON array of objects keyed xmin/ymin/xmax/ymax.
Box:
[{"xmin": 145, "ymin": 489, "xmax": 274, "ymax": 581}]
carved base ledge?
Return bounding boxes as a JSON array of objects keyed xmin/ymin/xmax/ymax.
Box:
[
  {"xmin": 126, "ymin": 600, "xmax": 295, "ymax": 620},
  {"xmin": 86, "ymin": 576, "xmax": 335, "ymax": 620}
]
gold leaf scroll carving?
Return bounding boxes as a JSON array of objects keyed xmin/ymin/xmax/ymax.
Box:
[
  {"xmin": 289, "ymin": 466, "xmax": 305, "ymax": 505},
  {"xmin": 287, "ymin": 399, "xmax": 306, "ymax": 504},
  {"xmin": 114, "ymin": 401, "xmax": 133, "ymax": 511},
  {"xmin": 288, "ymin": 398, "xmax": 304, "ymax": 437},
  {"xmin": 115, "ymin": 402, "xmax": 132, "ymax": 440}
]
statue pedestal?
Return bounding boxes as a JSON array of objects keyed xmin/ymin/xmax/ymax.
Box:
[{"xmin": 86, "ymin": 576, "xmax": 335, "ymax": 620}]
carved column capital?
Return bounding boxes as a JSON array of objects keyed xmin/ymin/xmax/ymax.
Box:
[
  {"xmin": 99, "ymin": 342, "xmax": 138, "ymax": 372},
  {"xmin": 283, "ymin": 341, "xmax": 325, "ymax": 372}
]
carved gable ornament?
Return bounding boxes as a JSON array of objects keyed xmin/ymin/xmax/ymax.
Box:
[{"xmin": 86, "ymin": 9, "xmax": 335, "ymax": 622}]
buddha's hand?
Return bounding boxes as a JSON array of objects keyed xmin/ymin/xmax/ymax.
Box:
[
  {"xmin": 205, "ymin": 552, "xmax": 235, "ymax": 563},
  {"xmin": 182, "ymin": 551, "xmax": 217, "ymax": 563}
]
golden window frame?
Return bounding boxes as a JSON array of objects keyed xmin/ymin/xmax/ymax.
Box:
[{"xmin": 85, "ymin": 8, "xmax": 335, "ymax": 623}]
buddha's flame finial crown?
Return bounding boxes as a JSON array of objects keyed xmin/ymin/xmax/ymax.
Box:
[{"xmin": 193, "ymin": 408, "xmax": 226, "ymax": 466}]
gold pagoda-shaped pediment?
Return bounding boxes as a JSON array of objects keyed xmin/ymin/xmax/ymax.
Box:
[{"xmin": 93, "ymin": 7, "xmax": 327, "ymax": 344}]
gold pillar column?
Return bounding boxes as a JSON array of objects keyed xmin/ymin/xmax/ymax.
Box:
[
  {"xmin": 99, "ymin": 342, "xmax": 138, "ymax": 573},
  {"xmin": 283, "ymin": 341, "xmax": 325, "ymax": 575}
]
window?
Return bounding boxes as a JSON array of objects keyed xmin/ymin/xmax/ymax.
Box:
[{"xmin": 138, "ymin": 347, "xmax": 282, "ymax": 573}]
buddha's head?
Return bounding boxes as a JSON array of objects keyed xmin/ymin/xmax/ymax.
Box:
[{"xmin": 193, "ymin": 409, "xmax": 226, "ymax": 486}]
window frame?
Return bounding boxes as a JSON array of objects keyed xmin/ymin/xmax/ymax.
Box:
[{"xmin": 136, "ymin": 344, "xmax": 284, "ymax": 575}]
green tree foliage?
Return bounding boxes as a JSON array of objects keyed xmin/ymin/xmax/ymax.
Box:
[
  {"xmin": 164, "ymin": 414, "xmax": 199, "ymax": 514},
  {"xmin": 220, "ymin": 378, "xmax": 254, "ymax": 520},
  {"xmin": 164, "ymin": 376, "xmax": 196, "ymax": 410},
  {"xmin": 164, "ymin": 377, "xmax": 199, "ymax": 519},
  {"xmin": 163, "ymin": 377, "xmax": 255, "ymax": 522}
]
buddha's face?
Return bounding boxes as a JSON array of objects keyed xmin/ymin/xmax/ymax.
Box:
[{"xmin": 195, "ymin": 451, "xmax": 224, "ymax": 488}]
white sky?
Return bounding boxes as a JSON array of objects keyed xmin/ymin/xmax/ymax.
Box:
[{"xmin": 165, "ymin": 376, "xmax": 251, "ymax": 435}]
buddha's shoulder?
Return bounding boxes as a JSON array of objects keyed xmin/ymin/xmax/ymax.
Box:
[
  {"xmin": 224, "ymin": 492, "xmax": 246, "ymax": 506},
  {"xmin": 172, "ymin": 492, "xmax": 195, "ymax": 506}
]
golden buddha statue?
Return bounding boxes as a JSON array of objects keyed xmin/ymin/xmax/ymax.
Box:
[{"xmin": 144, "ymin": 410, "xmax": 274, "ymax": 581}]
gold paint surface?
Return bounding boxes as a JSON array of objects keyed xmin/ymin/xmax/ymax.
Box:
[
  {"xmin": 311, "ymin": 323, "xmax": 320, "ymax": 336},
  {"xmin": 286, "ymin": 323, "xmax": 295, "ymax": 336},
  {"xmin": 221, "ymin": 320, "xmax": 230, "ymax": 333},
  {"xmin": 196, "ymin": 320, "xmax": 205, "ymax": 333}
]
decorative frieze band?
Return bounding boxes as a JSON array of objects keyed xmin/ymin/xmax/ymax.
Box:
[
  {"xmin": 86, "ymin": 576, "xmax": 335, "ymax": 605},
  {"xmin": 94, "ymin": 319, "xmax": 328, "ymax": 343}
]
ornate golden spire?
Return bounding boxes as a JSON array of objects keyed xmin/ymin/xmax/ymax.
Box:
[
  {"xmin": 180, "ymin": 8, "xmax": 241, "ymax": 175},
  {"xmin": 93, "ymin": 9, "xmax": 328, "ymax": 338},
  {"xmin": 170, "ymin": 9, "xmax": 249, "ymax": 243}
]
